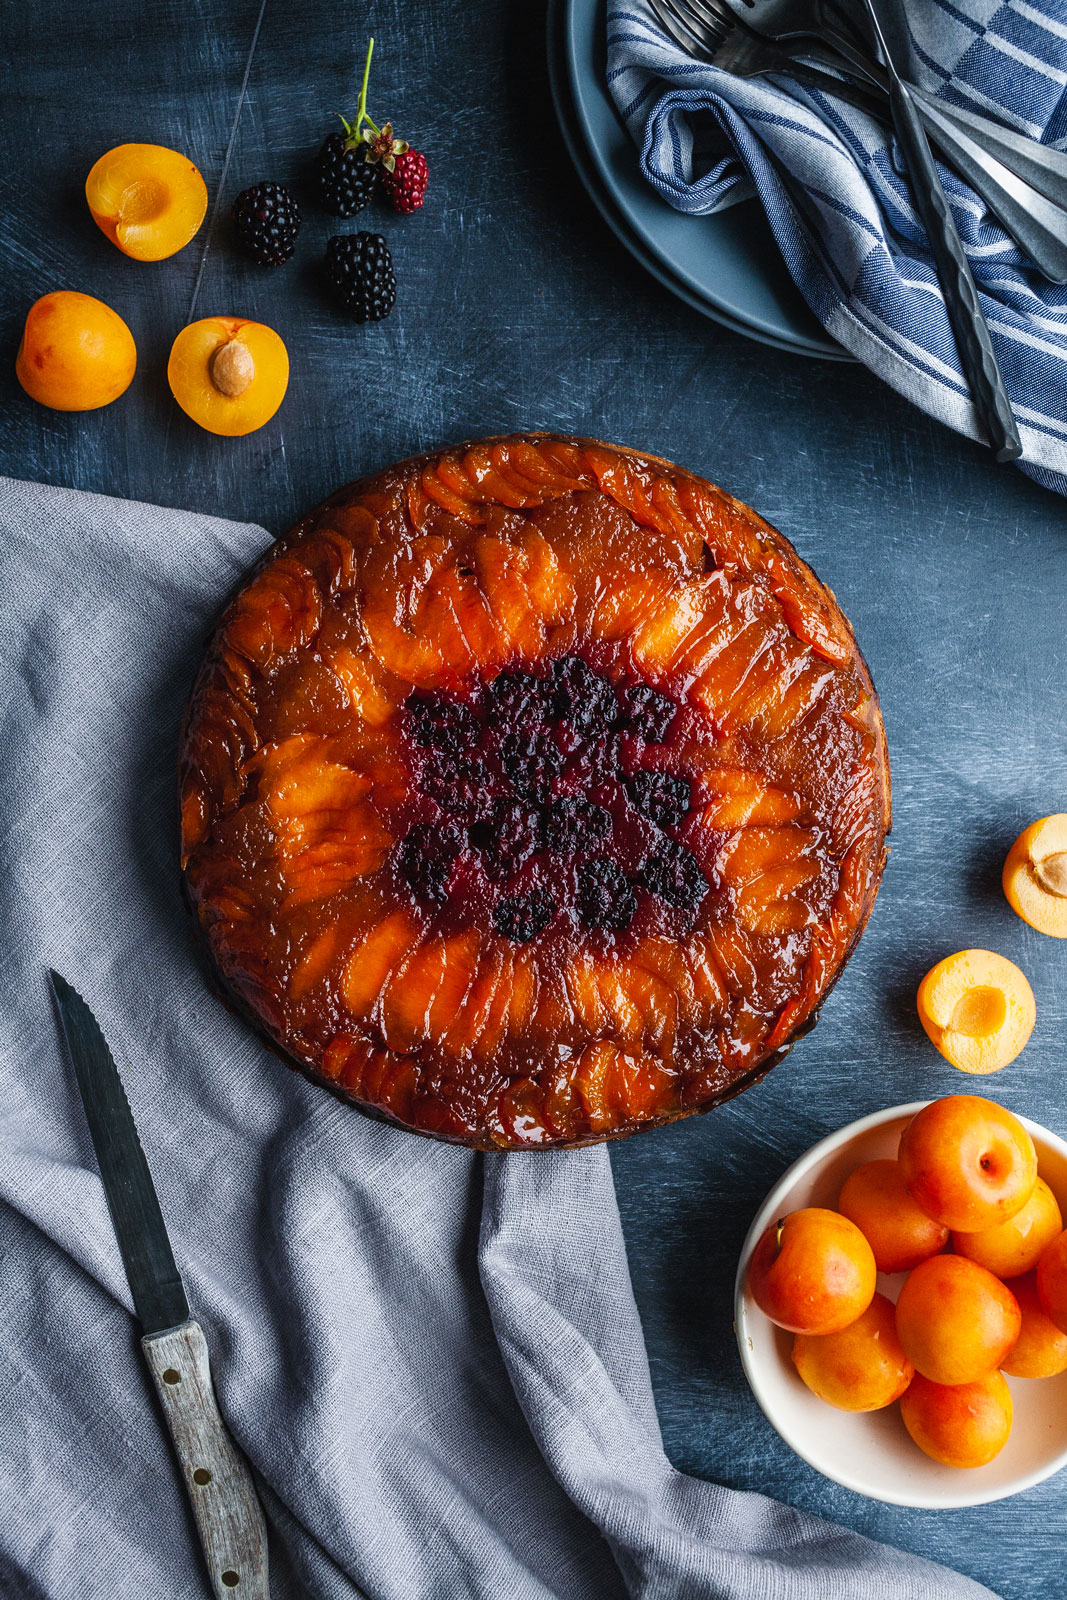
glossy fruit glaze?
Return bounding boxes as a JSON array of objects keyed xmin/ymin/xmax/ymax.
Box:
[{"xmin": 180, "ymin": 435, "xmax": 890, "ymax": 1149}]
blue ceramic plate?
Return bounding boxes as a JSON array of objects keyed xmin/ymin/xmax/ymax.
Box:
[{"xmin": 550, "ymin": 0, "xmax": 847, "ymax": 360}]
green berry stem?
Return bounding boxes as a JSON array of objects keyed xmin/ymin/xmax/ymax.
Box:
[
  {"xmin": 356, "ymin": 36, "xmax": 379, "ymax": 137},
  {"xmin": 337, "ymin": 37, "xmax": 381, "ymax": 147}
]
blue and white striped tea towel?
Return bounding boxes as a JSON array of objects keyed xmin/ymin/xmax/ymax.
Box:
[{"xmin": 607, "ymin": 1, "xmax": 1067, "ymax": 494}]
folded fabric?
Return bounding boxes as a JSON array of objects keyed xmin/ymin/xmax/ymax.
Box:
[
  {"xmin": 606, "ymin": 0, "xmax": 1067, "ymax": 495},
  {"xmin": 0, "ymin": 475, "xmax": 998, "ymax": 1598}
]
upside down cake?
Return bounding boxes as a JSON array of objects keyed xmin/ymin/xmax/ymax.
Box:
[{"xmin": 180, "ymin": 435, "xmax": 890, "ymax": 1149}]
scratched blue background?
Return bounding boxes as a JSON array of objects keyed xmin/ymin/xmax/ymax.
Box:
[{"xmin": 2, "ymin": 2, "xmax": 1066, "ymax": 1596}]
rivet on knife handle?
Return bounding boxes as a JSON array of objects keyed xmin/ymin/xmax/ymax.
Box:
[{"xmin": 142, "ymin": 1321, "xmax": 269, "ymax": 1600}]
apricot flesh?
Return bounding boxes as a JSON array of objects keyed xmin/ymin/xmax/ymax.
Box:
[
  {"xmin": 1003, "ymin": 1272, "xmax": 1067, "ymax": 1378},
  {"xmin": 894, "ymin": 1254, "xmax": 1020, "ymax": 1385},
  {"xmin": 168, "ymin": 317, "xmax": 288, "ymax": 436},
  {"xmin": 838, "ymin": 1158, "xmax": 948, "ymax": 1275},
  {"xmin": 15, "ymin": 291, "xmax": 136, "ymax": 411},
  {"xmin": 86, "ymin": 143, "xmax": 207, "ymax": 261},
  {"xmin": 747, "ymin": 1207, "xmax": 876, "ymax": 1335},
  {"xmin": 900, "ymin": 1371, "xmax": 1012, "ymax": 1468},
  {"xmin": 954, "ymin": 1176, "xmax": 1062, "ymax": 1279},
  {"xmin": 1036, "ymin": 1228, "xmax": 1067, "ymax": 1335},
  {"xmin": 1003, "ymin": 815, "xmax": 1067, "ymax": 938},
  {"xmin": 792, "ymin": 1292, "xmax": 913, "ymax": 1411},
  {"xmin": 898, "ymin": 1095, "xmax": 1037, "ymax": 1232},
  {"xmin": 917, "ymin": 950, "xmax": 1035, "ymax": 1074}
]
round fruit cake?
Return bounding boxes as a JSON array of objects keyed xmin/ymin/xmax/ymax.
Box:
[{"xmin": 180, "ymin": 435, "xmax": 890, "ymax": 1149}]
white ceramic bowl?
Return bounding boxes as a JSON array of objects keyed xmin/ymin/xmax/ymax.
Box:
[{"xmin": 734, "ymin": 1102, "xmax": 1067, "ymax": 1507}]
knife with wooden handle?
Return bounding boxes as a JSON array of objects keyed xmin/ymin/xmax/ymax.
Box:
[{"xmin": 50, "ymin": 971, "xmax": 269, "ymax": 1600}]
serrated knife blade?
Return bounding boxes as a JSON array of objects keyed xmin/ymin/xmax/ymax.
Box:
[
  {"xmin": 50, "ymin": 970, "xmax": 190, "ymax": 1334},
  {"xmin": 49, "ymin": 971, "xmax": 269, "ymax": 1600}
]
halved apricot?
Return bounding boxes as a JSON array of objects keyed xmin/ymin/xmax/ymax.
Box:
[
  {"xmin": 16, "ymin": 291, "xmax": 136, "ymax": 411},
  {"xmin": 1003, "ymin": 815, "xmax": 1067, "ymax": 938},
  {"xmin": 916, "ymin": 949, "xmax": 1035, "ymax": 1074},
  {"xmin": 86, "ymin": 144, "xmax": 208, "ymax": 261},
  {"xmin": 168, "ymin": 317, "xmax": 288, "ymax": 436}
]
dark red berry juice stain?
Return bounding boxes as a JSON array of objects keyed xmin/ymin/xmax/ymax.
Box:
[{"xmin": 394, "ymin": 652, "xmax": 712, "ymax": 946}]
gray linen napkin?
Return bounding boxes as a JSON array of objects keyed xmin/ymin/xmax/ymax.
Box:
[{"xmin": 0, "ymin": 476, "xmax": 997, "ymax": 1600}]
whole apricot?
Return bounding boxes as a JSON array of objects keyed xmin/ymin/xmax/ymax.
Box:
[
  {"xmin": 900, "ymin": 1371, "xmax": 1012, "ymax": 1468},
  {"xmin": 15, "ymin": 292, "xmax": 136, "ymax": 412},
  {"xmin": 1003, "ymin": 815, "xmax": 1067, "ymax": 939},
  {"xmin": 954, "ymin": 1176, "xmax": 1062, "ymax": 1279},
  {"xmin": 1002, "ymin": 1272, "xmax": 1067, "ymax": 1378},
  {"xmin": 168, "ymin": 317, "xmax": 288, "ymax": 436},
  {"xmin": 838, "ymin": 1159, "xmax": 948, "ymax": 1274},
  {"xmin": 86, "ymin": 143, "xmax": 208, "ymax": 261},
  {"xmin": 747, "ymin": 1207, "xmax": 876, "ymax": 1335},
  {"xmin": 916, "ymin": 949, "xmax": 1035, "ymax": 1075},
  {"xmin": 895, "ymin": 1255, "xmax": 1020, "ymax": 1385},
  {"xmin": 1036, "ymin": 1228, "xmax": 1067, "ymax": 1335},
  {"xmin": 898, "ymin": 1095, "xmax": 1037, "ymax": 1232},
  {"xmin": 792, "ymin": 1292, "xmax": 914, "ymax": 1411}
]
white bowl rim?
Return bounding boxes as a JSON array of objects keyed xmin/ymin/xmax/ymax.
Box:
[{"xmin": 733, "ymin": 1100, "xmax": 1067, "ymax": 1508}]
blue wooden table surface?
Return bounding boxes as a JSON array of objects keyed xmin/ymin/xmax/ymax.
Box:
[{"xmin": 2, "ymin": 2, "xmax": 1065, "ymax": 1596}]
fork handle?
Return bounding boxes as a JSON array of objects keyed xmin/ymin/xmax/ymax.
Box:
[{"xmin": 886, "ymin": 76, "xmax": 1022, "ymax": 462}]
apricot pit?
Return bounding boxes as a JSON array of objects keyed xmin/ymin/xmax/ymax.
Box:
[
  {"xmin": 1003, "ymin": 815, "xmax": 1067, "ymax": 938},
  {"xmin": 916, "ymin": 949, "xmax": 1035, "ymax": 1074},
  {"xmin": 168, "ymin": 317, "xmax": 288, "ymax": 436}
]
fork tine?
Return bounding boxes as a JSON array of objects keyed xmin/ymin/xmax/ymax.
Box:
[
  {"xmin": 648, "ymin": 0, "xmax": 723, "ymax": 56},
  {"xmin": 678, "ymin": 0, "xmax": 743, "ymax": 38}
]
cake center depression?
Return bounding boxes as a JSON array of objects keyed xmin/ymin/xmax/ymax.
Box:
[{"xmin": 180, "ymin": 434, "xmax": 890, "ymax": 1149}]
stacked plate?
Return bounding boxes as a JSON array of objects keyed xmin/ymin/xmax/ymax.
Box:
[{"xmin": 547, "ymin": 0, "xmax": 848, "ymax": 360}]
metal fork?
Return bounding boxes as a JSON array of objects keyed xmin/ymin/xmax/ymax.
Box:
[
  {"xmin": 648, "ymin": 0, "xmax": 1067, "ymax": 281},
  {"xmin": 723, "ymin": 0, "xmax": 1067, "ymax": 211}
]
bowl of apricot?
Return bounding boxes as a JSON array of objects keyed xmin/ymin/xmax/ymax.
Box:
[{"xmin": 735, "ymin": 1096, "xmax": 1067, "ymax": 1506}]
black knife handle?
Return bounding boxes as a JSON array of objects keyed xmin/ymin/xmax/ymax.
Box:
[{"xmin": 887, "ymin": 77, "xmax": 1022, "ymax": 463}]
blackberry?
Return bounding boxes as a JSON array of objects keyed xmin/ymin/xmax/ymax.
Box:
[
  {"xmin": 420, "ymin": 748, "xmax": 493, "ymax": 821},
  {"xmin": 472, "ymin": 801, "xmax": 542, "ymax": 880},
  {"xmin": 406, "ymin": 693, "xmax": 478, "ymax": 751},
  {"xmin": 577, "ymin": 857, "xmax": 637, "ymax": 932},
  {"xmin": 617, "ymin": 682, "xmax": 677, "ymax": 744},
  {"xmin": 316, "ymin": 130, "xmax": 378, "ymax": 216},
  {"xmin": 550, "ymin": 655, "xmax": 615, "ymax": 734},
  {"xmin": 641, "ymin": 839, "xmax": 707, "ymax": 912},
  {"xmin": 544, "ymin": 797, "xmax": 612, "ymax": 855},
  {"xmin": 486, "ymin": 668, "xmax": 549, "ymax": 726},
  {"xmin": 398, "ymin": 823, "xmax": 462, "ymax": 905},
  {"xmin": 325, "ymin": 233, "xmax": 396, "ymax": 321},
  {"xmin": 232, "ymin": 183, "xmax": 301, "ymax": 266},
  {"xmin": 500, "ymin": 727, "xmax": 563, "ymax": 802},
  {"xmin": 565, "ymin": 733, "xmax": 621, "ymax": 788},
  {"xmin": 628, "ymin": 771, "xmax": 691, "ymax": 829},
  {"xmin": 494, "ymin": 889, "xmax": 556, "ymax": 944}
]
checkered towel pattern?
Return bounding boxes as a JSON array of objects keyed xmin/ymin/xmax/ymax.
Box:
[{"xmin": 607, "ymin": 1, "xmax": 1067, "ymax": 493}]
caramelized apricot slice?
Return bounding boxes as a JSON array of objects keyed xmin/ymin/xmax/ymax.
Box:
[
  {"xmin": 168, "ymin": 317, "xmax": 288, "ymax": 436},
  {"xmin": 86, "ymin": 143, "xmax": 207, "ymax": 260},
  {"xmin": 1003, "ymin": 815, "xmax": 1067, "ymax": 938},
  {"xmin": 917, "ymin": 950, "xmax": 1035, "ymax": 1074},
  {"xmin": 16, "ymin": 291, "xmax": 136, "ymax": 411}
]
